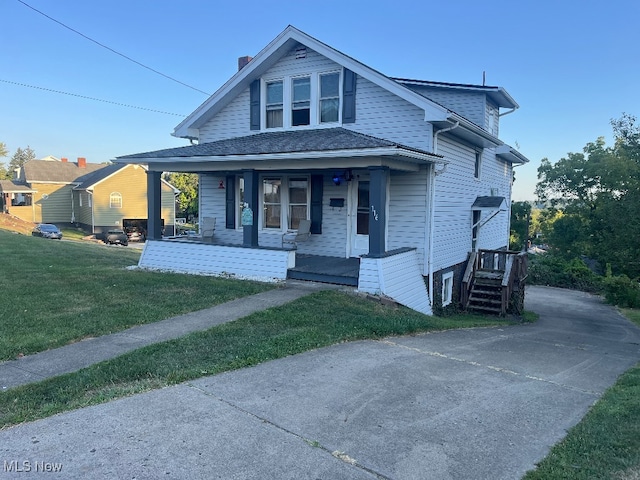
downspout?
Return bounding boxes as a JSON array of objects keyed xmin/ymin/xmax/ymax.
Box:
[
  {"xmin": 89, "ymin": 190, "xmax": 95, "ymax": 234},
  {"xmin": 428, "ymin": 121, "xmax": 459, "ymax": 307}
]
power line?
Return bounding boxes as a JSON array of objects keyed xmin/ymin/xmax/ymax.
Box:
[
  {"xmin": 16, "ymin": 0, "xmax": 211, "ymax": 96},
  {"xmin": 0, "ymin": 79, "xmax": 187, "ymax": 116}
]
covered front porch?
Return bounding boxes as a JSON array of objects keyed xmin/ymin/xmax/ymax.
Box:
[{"xmin": 118, "ymin": 128, "xmax": 439, "ymax": 314}]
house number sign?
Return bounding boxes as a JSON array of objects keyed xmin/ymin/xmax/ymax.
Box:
[{"xmin": 370, "ymin": 205, "xmax": 379, "ymax": 221}]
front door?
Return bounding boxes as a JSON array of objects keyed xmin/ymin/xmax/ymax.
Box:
[{"xmin": 349, "ymin": 178, "xmax": 369, "ymax": 257}]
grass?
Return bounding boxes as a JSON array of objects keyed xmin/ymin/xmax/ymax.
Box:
[
  {"xmin": 0, "ymin": 289, "xmax": 514, "ymax": 428},
  {"xmin": 523, "ymin": 308, "xmax": 640, "ymax": 480},
  {"xmin": 0, "ymin": 230, "xmax": 274, "ymax": 360}
]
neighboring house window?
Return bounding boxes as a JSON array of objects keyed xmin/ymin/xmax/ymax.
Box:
[
  {"xmin": 263, "ymin": 178, "xmax": 282, "ymax": 229},
  {"xmin": 88, "ymin": 194, "xmax": 92, "ymax": 207},
  {"xmin": 79, "ymin": 194, "xmax": 83, "ymax": 207},
  {"xmin": 319, "ymin": 72, "xmax": 340, "ymax": 123},
  {"xmin": 291, "ymin": 76, "xmax": 311, "ymax": 126},
  {"xmin": 474, "ymin": 151, "xmax": 482, "ymax": 179},
  {"xmin": 110, "ymin": 192, "xmax": 122, "ymax": 208},
  {"xmin": 442, "ymin": 271, "xmax": 454, "ymax": 307},
  {"xmin": 266, "ymin": 81, "xmax": 283, "ymax": 128}
]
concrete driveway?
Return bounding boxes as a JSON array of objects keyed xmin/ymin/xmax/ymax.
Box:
[{"xmin": 1, "ymin": 286, "xmax": 639, "ymax": 479}]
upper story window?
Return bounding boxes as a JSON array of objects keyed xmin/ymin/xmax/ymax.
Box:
[
  {"xmin": 266, "ymin": 81, "xmax": 283, "ymax": 128},
  {"xmin": 320, "ymin": 72, "xmax": 340, "ymax": 123},
  {"xmin": 261, "ymin": 70, "xmax": 343, "ymax": 130},
  {"xmin": 110, "ymin": 192, "xmax": 122, "ymax": 208},
  {"xmin": 292, "ymin": 77, "xmax": 311, "ymax": 126}
]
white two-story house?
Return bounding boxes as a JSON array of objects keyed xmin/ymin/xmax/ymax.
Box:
[{"xmin": 116, "ymin": 26, "xmax": 529, "ymax": 315}]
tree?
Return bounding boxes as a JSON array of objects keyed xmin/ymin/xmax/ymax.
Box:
[
  {"xmin": 509, "ymin": 201, "xmax": 531, "ymax": 251},
  {"xmin": 165, "ymin": 172, "xmax": 198, "ymax": 220},
  {"xmin": 0, "ymin": 142, "xmax": 8, "ymax": 180},
  {"xmin": 535, "ymin": 114, "xmax": 640, "ymax": 277},
  {"xmin": 7, "ymin": 146, "xmax": 36, "ymax": 177}
]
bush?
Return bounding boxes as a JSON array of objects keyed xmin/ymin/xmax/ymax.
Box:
[
  {"xmin": 528, "ymin": 253, "xmax": 603, "ymax": 293},
  {"xmin": 603, "ymin": 275, "xmax": 640, "ymax": 308}
]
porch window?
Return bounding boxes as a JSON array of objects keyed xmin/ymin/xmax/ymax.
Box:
[
  {"xmin": 263, "ymin": 178, "xmax": 282, "ymax": 229},
  {"xmin": 110, "ymin": 192, "xmax": 122, "ymax": 209},
  {"xmin": 288, "ymin": 177, "xmax": 308, "ymax": 229},
  {"xmin": 291, "ymin": 77, "xmax": 311, "ymax": 126},
  {"xmin": 319, "ymin": 72, "xmax": 340, "ymax": 123},
  {"xmin": 266, "ymin": 81, "xmax": 283, "ymax": 128},
  {"xmin": 237, "ymin": 177, "xmax": 244, "ymax": 226}
]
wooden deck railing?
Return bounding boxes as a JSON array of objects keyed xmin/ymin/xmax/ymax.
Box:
[{"xmin": 462, "ymin": 249, "xmax": 528, "ymax": 315}]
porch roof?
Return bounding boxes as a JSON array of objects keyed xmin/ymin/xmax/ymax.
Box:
[
  {"xmin": 0, "ymin": 180, "xmax": 36, "ymax": 193},
  {"xmin": 115, "ymin": 128, "xmax": 442, "ymax": 172}
]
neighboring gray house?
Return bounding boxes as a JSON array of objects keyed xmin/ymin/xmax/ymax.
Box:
[{"xmin": 116, "ymin": 26, "xmax": 529, "ymax": 315}]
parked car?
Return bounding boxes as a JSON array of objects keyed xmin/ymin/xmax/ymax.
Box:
[
  {"xmin": 125, "ymin": 226, "xmax": 146, "ymax": 242},
  {"xmin": 104, "ymin": 229, "xmax": 128, "ymax": 246},
  {"xmin": 32, "ymin": 224, "xmax": 63, "ymax": 239}
]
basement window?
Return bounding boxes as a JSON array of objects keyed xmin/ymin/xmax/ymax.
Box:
[{"xmin": 442, "ymin": 271, "xmax": 454, "ymax": 307}]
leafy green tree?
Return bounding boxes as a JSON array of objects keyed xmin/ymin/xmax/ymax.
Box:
[
  {"xmin": 8, "ymin": 146, "xmax": 36, "ymax": 177},
  {"xmin": 509, "ymin": 201, "xmax": 531, "ymax": 251},
  {"xmin": 0, "ymin": 142, "xmax": 9, "ymax": 179},
  {"xmin": 165, "ymin": 172, "xmax": 198, "ymax": 219},
  {"xmin": 535, "ymin": 114, "xmax": 640, "ymax": 277}
]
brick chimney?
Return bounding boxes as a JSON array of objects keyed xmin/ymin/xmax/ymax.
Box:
[
  {"xmin": 61, "ymin": 157, "xmax": 68, "ymax": 163},
  {"xmin": 77, "ymin": 157, "xmax": 87, "ymax": 168},
  {"xmin": 238, "ymin": 56, "xmax": 252, "ymax": 71}
]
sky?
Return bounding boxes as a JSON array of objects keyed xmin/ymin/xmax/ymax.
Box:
[{"xmin": 1, "ymin": 0, "xmax": 638, "ymax": 201}]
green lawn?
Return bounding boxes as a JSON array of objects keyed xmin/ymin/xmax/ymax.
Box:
[
  {"xmin": 523, "ymin": 308, "xmax": 640, "ymax": 479},
  {"xmin": 0, "ymin": 230, "xmax": 274, "ymax": 360},
  {"xmin": 0, "ymin": 289, "xmax": 514, "ymax": 428}
]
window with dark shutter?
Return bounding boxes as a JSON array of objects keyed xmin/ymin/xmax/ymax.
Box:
[
  {"xmin": 342, "ymin": 68, "xmax": 357, "ymax": 124},
  {"xmin": 250, "ymin": 80, "xmax": 261, "ymax": 130},
  {"xmin": 226, "ymin": 175, "xmax": 236, "ymax": 229}
]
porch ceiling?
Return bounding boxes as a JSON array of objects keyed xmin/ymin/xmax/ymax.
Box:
[{"xmin": 115, "ymin": 128, "xmax": 443, "ymax": 173}]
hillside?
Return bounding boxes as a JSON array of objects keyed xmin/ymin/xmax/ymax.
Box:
[{"xmin": 0, "ymin": 213, "xmax": 35, "ymax": 235}]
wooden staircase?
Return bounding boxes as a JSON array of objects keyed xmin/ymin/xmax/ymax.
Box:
[{"xmin": 462, "ymin": 250, "xmax": 528, "ymax": 316}]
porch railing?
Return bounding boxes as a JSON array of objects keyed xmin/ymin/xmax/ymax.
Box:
[{"xmin": 462, "ymin": 249, "xmax": 528, "ymax": 315}]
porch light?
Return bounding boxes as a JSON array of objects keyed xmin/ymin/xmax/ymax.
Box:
[
  {"xmin": 332, "ymin": 175, "xmax": 341, "ymax": 186},
  {"xmin": 218, "ymin": 180, "xmax": 225, "ymax": 189}
]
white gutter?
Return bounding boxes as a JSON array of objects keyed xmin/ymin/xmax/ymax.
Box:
[
  {"xmin": 428, "ymin": 121, "xmax": 459, "ymax": 307},
  {"xmin": 499, "ymin": 107, "xmax": 516, "ymax": 117}
]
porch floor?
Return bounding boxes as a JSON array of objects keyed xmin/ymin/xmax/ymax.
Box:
[{"xmin": 288, "ymin": 254, "xmax": 360, "ymax": 287}]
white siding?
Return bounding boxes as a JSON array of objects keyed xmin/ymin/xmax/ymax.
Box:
[
  {"xmin": 387, "ymin": 168, "xmax": 429, "ymax": 269},
  {"xmin": 431, "ymin": 137, "xmax": 511, "ymax": 271},
  {"xmin": 404, "ymin": 86, "xmax": 486, "ymax": 128},
  {"xmin": 347, "ymin": 77, "xmax": 433, "ymax": 150},
  {"xmin": 139, "ymin": 240, "xmax": 295, "ymax": 281},
  {"xmin": 358, "ymin": 249, "xmax": 432, "ymax": 315},
  {"xmin": 198, "ymin": 49, "xmax": 341, "ymax": 143}
]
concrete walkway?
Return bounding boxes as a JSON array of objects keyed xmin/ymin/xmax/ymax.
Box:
[
  {"xmin": 0, "ymin": 286, "xmax": 639, "ymax": 479},
  {"xmin": 0, "ymin": 281, "xmax": 332, "ymax": 390}
]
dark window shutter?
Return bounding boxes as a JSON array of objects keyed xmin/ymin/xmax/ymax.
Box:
[
  {"xmin": 342, "ymin": 68, "xmax": 357, "ymax": 124},
  {"xmin": 225, "ymin": 175, "xmax": 236, "ymax": 229},
  {"xmin": 249, "ymin": 80, "xmax": 260, "ymax": 130},
  {"xmin": 310, "ymin": 175, "xmax": 323, "ymax": 234}
]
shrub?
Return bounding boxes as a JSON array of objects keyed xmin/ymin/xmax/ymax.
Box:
[
  {"xmin": 528, "ymin": 253, "xmax": 603, "ymax": 293},
  {"xmin": 603, "ymin": 275, "xmax": 640, "ymax": 308}
]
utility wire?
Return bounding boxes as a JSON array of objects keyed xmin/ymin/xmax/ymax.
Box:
[
  {"xmin": 0, "ymin": 79, "xmax": 187, "ymax": 116},
  {"xmin": 16, "ymin": 0, "xmax": 211, "ymax": 96}
]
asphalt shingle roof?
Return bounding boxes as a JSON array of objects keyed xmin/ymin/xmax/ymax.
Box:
[
  {"xmin": 0, "ymin": 180, "xmax": 35, "ymax": 193},
  {"xmin": 23, "ymin": 160, "xmax": 105, "ymax": 183},
  {"xmin": 118, "ymin": 128, "xmax": 434, "ymax": 159},
  {"xmin": 74, "ymin": 164, "xmax": 127, "ymax": 190}
]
